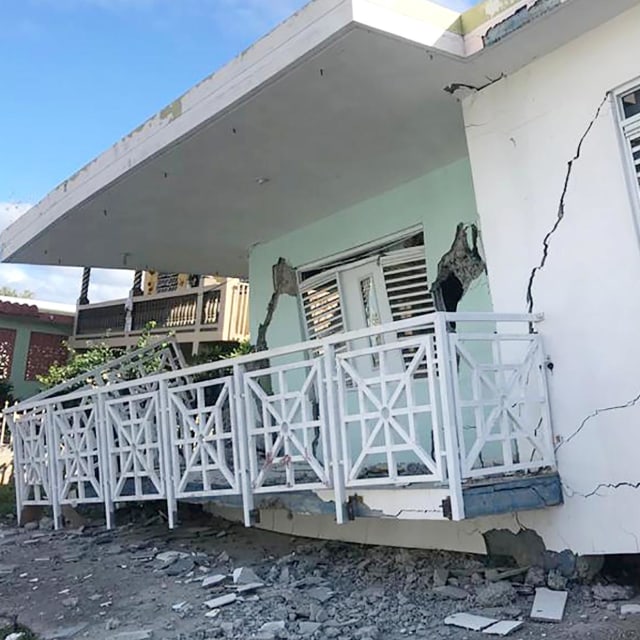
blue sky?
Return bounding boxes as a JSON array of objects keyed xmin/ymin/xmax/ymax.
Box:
[{"xmin": 0, "ymin": 0, "xmax": 476, "ymax": 303}]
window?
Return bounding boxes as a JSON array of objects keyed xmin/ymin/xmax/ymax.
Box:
[
  {"xmin": 618, "ymin": 86, "xmax": 640, "ymax": 198},
  {"xmin": 298, "ymin": 231, "xmax": 435, "ymax": 354}
]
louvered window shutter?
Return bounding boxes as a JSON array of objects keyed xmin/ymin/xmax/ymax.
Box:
[
  {"xmin": 381, "ymin": 247, "xmax": 435, "ymax": 325},
  {"xmin": 300, "ymin": 273, "xmax": 344, "ymax": 351},
  {"xmin": 381, "ymin": 246, "xmax": 435, "ymax": 372},
  {"xmin": 624, "ymin": 123, "xmax": 640, "ymax": 192}
]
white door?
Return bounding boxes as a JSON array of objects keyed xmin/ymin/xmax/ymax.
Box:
[{"xmin": 338, "ymin": 260, "xmax": 402, "ymax": 378}]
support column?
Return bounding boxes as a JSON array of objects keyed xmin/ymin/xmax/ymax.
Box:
[
  {"xmin": 131, "ymin": 270, "xmax": 144, "ymax": 297},
  {"xmin": 78, "ymin": 267, "xmax": 91, "ymax": 305}
]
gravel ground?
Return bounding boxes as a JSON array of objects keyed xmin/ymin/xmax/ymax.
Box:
[{"xmin": 1, "ymin": 508, "xmax": 640, "ymax": 640}]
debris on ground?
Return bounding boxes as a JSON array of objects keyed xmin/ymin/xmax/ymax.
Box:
[
  {"xmin": 530, "ymin": 587, "xmax": 568, "ymax": 622},
  {"xmin": 0, "ymin": 506, "xmax": 639, "ymax": 639}
]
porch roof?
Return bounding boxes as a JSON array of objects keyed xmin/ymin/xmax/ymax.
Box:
[{"xmin": 2, "ymin": 0, "xmax": 636, "ymax": 277}]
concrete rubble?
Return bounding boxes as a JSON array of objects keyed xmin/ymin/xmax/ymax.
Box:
[{"xmin": 0, "ymin": 508, "xmax": 639, "ymax": 639}]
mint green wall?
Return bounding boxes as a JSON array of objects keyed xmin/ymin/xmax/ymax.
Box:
[
  {"xmin": 0, "ymin": 316, "xmax": 72, "ymax": 400},
  {"xmin": 249, "ymin": 158, "xmax": 492, "ymax": 348}
]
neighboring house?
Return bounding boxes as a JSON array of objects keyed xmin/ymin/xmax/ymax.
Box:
[
  {"xmin": 5, "ymin": 0, "xmax": 640, "ymax": 557},
  {"xmin": 0, "ymin": 296, "xmax": 74, "ymax": 399},
  {"xmin": 71, "ymin": 269, "xmax": 249, "ymax": 356}
]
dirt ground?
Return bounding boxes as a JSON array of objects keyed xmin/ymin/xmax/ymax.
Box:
[{"xmin": 1, "ymin": 506, "xmax": 640, "ymax": 640}]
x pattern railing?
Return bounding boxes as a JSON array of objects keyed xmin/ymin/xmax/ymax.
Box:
[{"xmin": 8, "ymin": 313, "xmax": 556, "ymax": 529}]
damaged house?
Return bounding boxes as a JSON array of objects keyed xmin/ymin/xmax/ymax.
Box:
[{"xmin": 4, "ymin": 0, "xmax": 640, "ymax": 559}]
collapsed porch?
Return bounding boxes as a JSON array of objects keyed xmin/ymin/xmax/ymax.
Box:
[{"xmin": 8, "ymin": 311, "xmax": 561, "ymax": 530}]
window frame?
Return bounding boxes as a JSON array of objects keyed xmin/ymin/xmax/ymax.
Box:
[
  {"xmin": 613, "ymin": 80, "xmax": 640, "ymax": 243},
  {"xmin": 297, "ymin": 228, "xmax": 434, "ymax": 346}
]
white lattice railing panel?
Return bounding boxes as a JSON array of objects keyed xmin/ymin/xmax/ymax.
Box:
[
  {"xmin": 244, "ymin": 359, "xmax": 331, "ymax": 492},
  {"xmin": 168, "ymin": 377, "xmax": 239, "ymax": 498},
  {"xmin": 105, "ymin": 391, "xmax": 165, "ymax": 501},
  {"xmin": 12, "ymin": 409, "xmax": 52, "ymax": 505},
  {"xmin": 8, "ymin": 312, "xmax": 556, "ymax": 529},
  {"xmin": 51, "ymin": 397, "xmax": 103, "ymax": 504},
  {"xmin": 336, "ymin": 336, "xmax": 443, "ymax": 487},
  {"xmin": 451, "ymin": 333, "xmax": 554, "ymax": 479}
]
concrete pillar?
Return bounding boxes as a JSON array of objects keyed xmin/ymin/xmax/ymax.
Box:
[{"xmin": 78, "ymin": 267, "xmax": 91, "ymax": 305}]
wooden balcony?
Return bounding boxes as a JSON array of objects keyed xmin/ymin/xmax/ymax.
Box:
[{"xmin": 69, "ymin": 279, "xmax": 249, "ymax": 351}]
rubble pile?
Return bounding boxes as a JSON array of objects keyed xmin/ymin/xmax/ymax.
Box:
[{"xmin": 0, "ymin": 512, "xmax": 639, "ymax": 640}]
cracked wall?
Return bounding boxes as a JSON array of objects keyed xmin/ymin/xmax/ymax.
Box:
[
  {"xmin": 248, "ymin": 158, "xmax": 492, "ymax": 355},
  {"xmin": 462, "ymin": 3, "xmax": 640, "ymax": 554}
]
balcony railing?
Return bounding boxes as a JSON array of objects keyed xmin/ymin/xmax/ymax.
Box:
[
  {"xmin": 72, "ymin": 279, "xmax": 249, "ymax": 347},
  {"xmin": 8, "ymin": 312, "xmax": 557, "ymax": 530}
]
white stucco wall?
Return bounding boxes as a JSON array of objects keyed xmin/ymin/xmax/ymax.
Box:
[{"xmin": 463, "ymin": 4, "xmax": 640, "ymax": 554}]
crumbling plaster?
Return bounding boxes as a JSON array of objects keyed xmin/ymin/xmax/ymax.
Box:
[
  {"xmin": 462, "ymin": 2, "xmax": 640, "ymax": 554},
  {"xmin": 248, "ymin": 158, "xmax": 491, "ymax": 353}
]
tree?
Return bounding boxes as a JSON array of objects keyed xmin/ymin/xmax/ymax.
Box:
[{"xmin": 0, "ymin": 286, "xmax": 34, "ymax": 299}]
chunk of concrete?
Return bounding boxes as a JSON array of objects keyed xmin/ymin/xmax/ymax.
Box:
[
  {"xmin": 621, "ymin": 604, "xmax": 640, "ymax": 615},
  {"xmin": 434, "ymin": 585, "xmax": 469, "ymax": 600},
  {"xmin": 155, "ymin": 551, "xmax": 188, "ymax": 566},
  {"xmin": 530, "ymin": 588, "xmax": 568, "ymax": 622},
  {"xmin": 202, "ymin": 574, "xmax": 226, "ymax": 588},
  {"xmin": 444, "ymin": 613, "xmax": 498, "ymax": 631},
  {"xmin": 236, "ymin": 581, "xmax": 264, "ymax": 593},
  {"xmin": 433, "ymin": 568, "xmax": 450, "ymax": 587},
  {"xmin": 482, "ymin": 620, "xmax": 525, "ymax": 636},
  {"xmin": 232, "ymin": 567, "xmax": 261, "ymax": 585},
  {"xmin": 6, "ymin": 633, "xmax": 25, "ymax": 640},
  {"xmin": 485, "ymin": 567, "xmax": 528, "ymax": 582},
  {"xmin": 475, "ymin": 581, "xmax": 516, "ymax": 607},
  {"xmin": 204, "ymin": 593, "xmax": 237, "ymax": 609}
]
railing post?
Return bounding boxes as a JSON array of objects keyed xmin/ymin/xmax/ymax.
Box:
[
  {"xmin": 46, "ymin": 405, "xmax": 62, "ymax": 531},
  {"xmin": 11, "ymin": 413, "xmax": 24, "ymax": 526},
  {"xmin": 192, "ymin": 286, "xmax": 205, "ymax": 356},
  {"xmin": 96, "ymin": 392, "xmax": 114, "ymax": 530},
  {"xmin": 323, "ymin": 344, "xmax": 346, "ymax": 524},
  {"xmin": 159, "ymin": 380, "xmax": 177, "ymax": 529},
  {"xmin": 233, "ymin": 362, "xmax": 254, "ymax": 527},
  {"xmin": 434, "ymin": 313, "xmax": 465, "ymax": 521},
  {"xmin": 219, "ymin": 281, "xmax": 234, "ymax": 342}
]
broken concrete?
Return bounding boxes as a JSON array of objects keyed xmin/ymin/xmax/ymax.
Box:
[
  {"xmin": 432, "ymin": 223, "xmax": 486, "ymax": 313},
  {"xmin": 445, "ymin": 613, "xmax": 497, "ymax": 631},
  {"xmin": 483, "ymin": 620, "xmax": 525, "ymax": 636},
  {"xmin": 530, "ymin": 587, "xmax": 568, "ymax": 622}
]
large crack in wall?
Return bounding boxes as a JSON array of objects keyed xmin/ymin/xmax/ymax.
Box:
[
  {"xmin": 255, "ymin": 257, "xmax": 298, "ymax": 352},
  {"xmin": 525, "ymin": 94, "xmax": 608, "ymax": 314},
  {"xmin": 522, "ymin": 94, "xmax": 640, "ymax": 504}
]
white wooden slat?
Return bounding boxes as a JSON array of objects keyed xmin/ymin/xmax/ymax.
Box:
[{"xmin": 300, "ymin": 275, "xmax": 345, "ymax": 344}]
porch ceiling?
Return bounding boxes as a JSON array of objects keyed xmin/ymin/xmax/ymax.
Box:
[{"xmin": 2, "ymin": 0, "xmax": 637, "ymax": 277}]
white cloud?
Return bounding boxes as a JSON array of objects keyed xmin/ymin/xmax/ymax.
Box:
[{"xmin": 0, "ymin": 202, "xmax": 132, "ymax": 304}]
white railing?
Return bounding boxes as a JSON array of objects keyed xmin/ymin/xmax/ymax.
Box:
[{"xmin": 8, "ymin": 312, "xmax": 556, "ymax": 529}]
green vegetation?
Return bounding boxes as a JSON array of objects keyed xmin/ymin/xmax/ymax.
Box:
[
  {"xmin": 0, "ymin": 286, "xmax": 35, "ymax": 299},
  {"xmin": 36, "ymin": 322, "xmax": 169, "ymax": 390}
]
